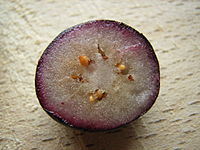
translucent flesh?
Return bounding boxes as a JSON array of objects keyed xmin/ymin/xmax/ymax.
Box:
[{"xmin": 38, "ymin": 22, "xmax": 159, "ymax": 128}]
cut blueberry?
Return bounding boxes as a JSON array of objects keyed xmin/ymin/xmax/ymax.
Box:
[{"xmin": 35, "ymin": 20, "xmax": 160, "ymax": 131}]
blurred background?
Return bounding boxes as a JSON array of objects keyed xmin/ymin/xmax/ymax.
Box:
[{"xmin": 0, "ymin": 0, "xmax": 200, "ymax": 150}]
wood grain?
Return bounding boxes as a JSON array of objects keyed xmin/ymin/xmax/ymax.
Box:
[{"xmin": 0, "ymin": 0, "xmax": 200, "ymax": 150}]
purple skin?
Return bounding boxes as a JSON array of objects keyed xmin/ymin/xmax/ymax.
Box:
[{"xmin": 35, "ymin": 20, "xmax": 160, "ymax": 131}]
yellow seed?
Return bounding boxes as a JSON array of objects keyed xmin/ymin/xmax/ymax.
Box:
[
  {"xmin": 118, "ymin": 64, "xmax": 126, "ymax": 71},
  {"xmin": 89, "ymin": 95, "xmax": 95, "ymax": 102},
  {"xmin": 79, "ymin": 56, "xmax": 90, "ymax": 66}
]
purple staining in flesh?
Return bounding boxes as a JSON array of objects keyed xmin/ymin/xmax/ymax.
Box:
[{"xmin": 35, "ymin": 20, "xmax": 160, "ymax": 131}]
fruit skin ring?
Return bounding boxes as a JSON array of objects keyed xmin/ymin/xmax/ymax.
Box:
[{"xmin": 35, "ymin": 20, "xmax": 160, "ymax": 131}]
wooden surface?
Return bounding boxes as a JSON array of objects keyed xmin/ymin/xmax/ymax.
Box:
[{"xmin": 0, "ymin": 0, "xmax": 200, "ymax": 150}]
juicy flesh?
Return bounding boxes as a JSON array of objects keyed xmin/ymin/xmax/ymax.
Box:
[{"xmin": 39, "ymin": 24, "xmax": 158, "ymax": 128}]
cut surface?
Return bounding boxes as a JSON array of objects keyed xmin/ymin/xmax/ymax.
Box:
[{"xmin": 35, "ymin": 20, "xmax": 160, "ymax": 130}]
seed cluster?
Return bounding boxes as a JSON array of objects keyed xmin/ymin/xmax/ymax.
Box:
[{"xmin": 70, "ymin": 45, "xmax": 135, "ymax": 102}]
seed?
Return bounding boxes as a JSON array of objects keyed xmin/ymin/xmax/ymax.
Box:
[
  {"xmin": 118, "ymin": 64, "xmax": 126, "ymax": 71},
  {"xmin": 98, "ymin": 44, "xmax": 108, "ymax": 60},
  {"xmin": 89, "ymin": 89, "xmax": 107, "ymax": 102},
  {"xmin": 79, "ymin": 56, "xmax": 90, "ymax": 66},
  {"xmin": 71, "ymin": 75, "xmax": 80, "ymax": 79},
  {"xmin": 70, "ymin": 74, "xmax": 85, "ymax": 82},
  {"xmin": 89, "ymin": 95, "xmax": 95, "ymax": 102},
  {"xmin": 115, "ymin": 62, "xmax": 127, "ymax": 73},
  {"xmin": 128, "ymin": 75, "xmax": 134, "ymax": 81}
]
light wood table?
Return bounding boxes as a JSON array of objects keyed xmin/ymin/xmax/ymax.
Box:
[{"xmin": 1, "ymin": 0, "xmax": 199, "ymax": 149}]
